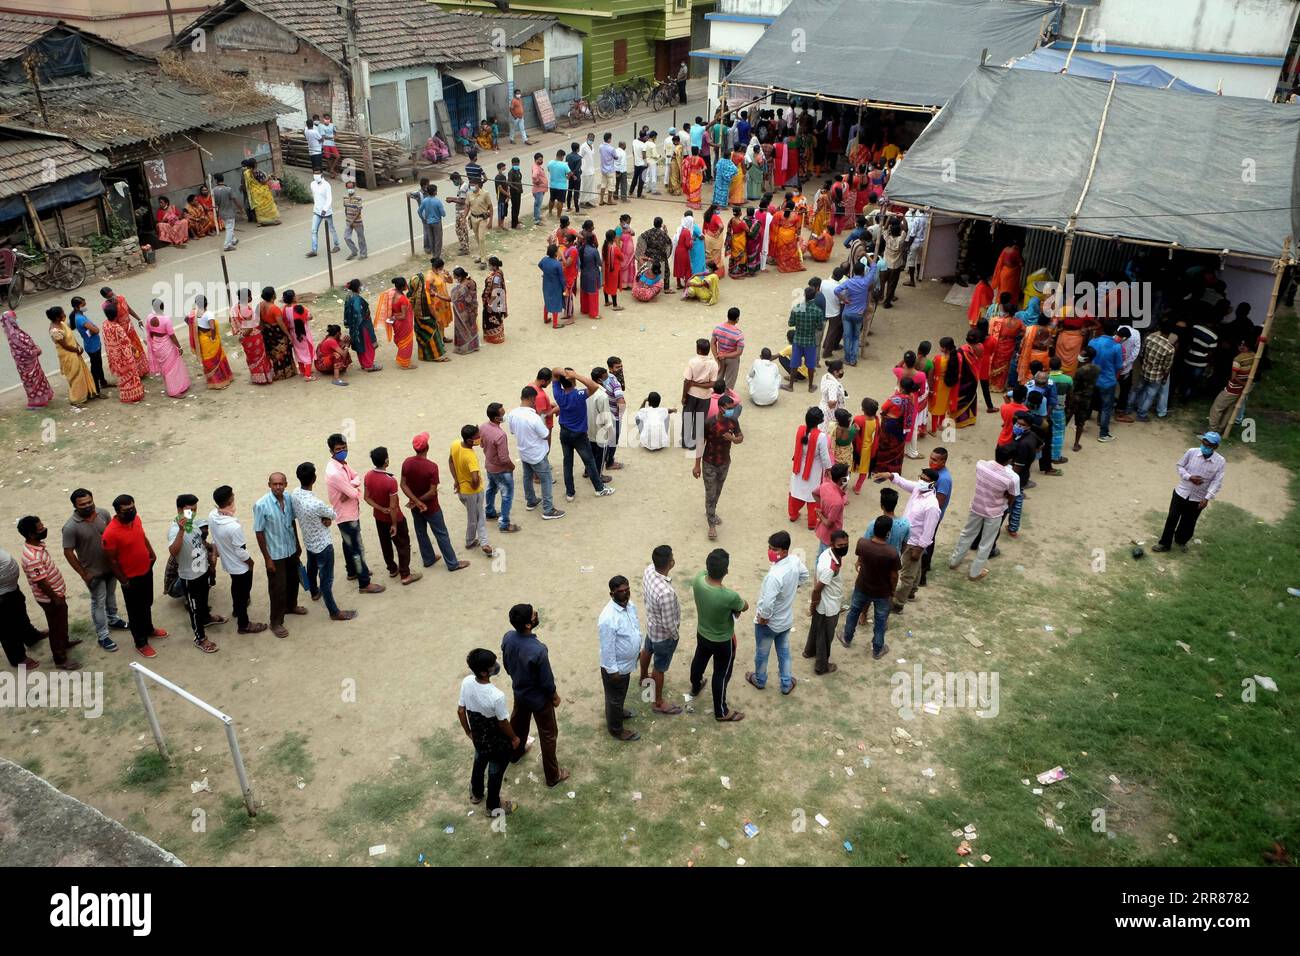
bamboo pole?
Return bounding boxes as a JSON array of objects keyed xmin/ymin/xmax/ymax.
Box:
[
  {"xmin": 22, "ymin": 193, "xmax": 50, "ymax": 250},
  {"xmin": 1062, "ymin": 9, "xmax": 1087, "ymax": 73},
  {"xmin": 1059, "ymin": 75, "xmax": 1117, "ymax": 281},
  {"xmin": 1222, "ymin": 238, "xmax": 1291, "ymax": 440}
]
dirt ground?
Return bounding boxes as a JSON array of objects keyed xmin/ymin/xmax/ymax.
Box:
[{"xmin": 1, "ymin": 194, "xmax": 1291, "ymax": 865}]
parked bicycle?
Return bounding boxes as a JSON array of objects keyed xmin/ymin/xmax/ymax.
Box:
[
  {"xmin": 564, "ymin": 98, "xmax": 595, "ymax": 127},
  {"xmin": 622, "ymin": 75, "xmax": 654, "ymax": 108},
  {"xmin": 593, "ymin": 83, "xmax": 634, "ymax": 119},
  {"xmin": 649, "ymin": 76, "xmax": 678, "ymax": 111},
  {"xmin": 0, "ymin": 246, "xmax": 87, "ymax": 309}
]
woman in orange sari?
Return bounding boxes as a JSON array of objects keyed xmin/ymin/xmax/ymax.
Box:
[
  {"xmin": 379, "ymin": 276, "xmax": 416, "ymax": 368},
  {"xmin": 185, "ymin": 193, "xmax": 216, "ymax": 238},
  {"xmin": 990, "ymin": 240, "xmax": 1024, "ymax": 303},
  {"xmin": 600, "ymin": 232, "xmax": 623, "ymax": 312},
  {"xmin": 196, "ymin": 184, "xmax": 220, "ymax": 229},
  {"xmin": 967, "ymin": 277, "xmax": 994, "ymax": 327},
  {"xmin": 790, "ymin": 185, "xmax": 809, "ymax": 229},
  {"xmin": 682, "ymin": 146, "xmax": 706, "ymax": 209},
  {"xmin": 1016, "ymin": 298, "xmax": 1053, "ymax": 385},
  {"xmin": 770, "ymin": 203, "xmax": 804, "ymax": 273},
  {"xmin": 728, "ymin": 150, "xmax": 747, "ymax": 207},
  {"xmin": 805, "ymin": 228, "xmax": 834, "ymax": 263},
  {"xmin": 1053, "ymin": 308, "xmax": 1088, "ymax": 374},
  {"xmin": 928, "ymin": 337, "xmax": 959, "ymax": 435},
  {"xmin": 987, "ymin": 302, "xmax": 1022, "ymax": 392},
  {"xmin": 155, "ymin": 197, "xmax": 189, "ymax": 246}
]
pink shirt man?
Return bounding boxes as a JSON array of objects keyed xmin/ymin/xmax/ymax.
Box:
[{"xmin": 325, "ymin": 456, "xmax": 363, "ymax": 523}]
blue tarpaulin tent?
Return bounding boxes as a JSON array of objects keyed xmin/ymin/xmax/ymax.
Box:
[{"xmin": 1009, "ymin": 46, "xmax": 1212, "ymax": 94}]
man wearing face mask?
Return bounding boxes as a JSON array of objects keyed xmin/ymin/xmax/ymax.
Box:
[
  {"xmin": 17, "ymin": 515, "xmax": 81, "ymax": 670},
  {"xmin": 748, "ymin": 530, "xmax": 809, "ymax": 695},
  {"xmin": 598, "ymin": 575, "xmax": 643, "ymax": 741},
  {"xmin": 693, "ymin": 393, "xmax": 743, "ymax": 541},
  {"xmin": 805, "ymin": 528, "xmax": 850, "ymax": 674},
  {"xmin": 579, "ymin": 133, "xmax": 598, "ymax": 208},
  {"xmin": 502, "ymin": 603, "xmax": 569, "ymax": 787},
  {"xmin": 1153, "ymin": 432, "xmax": 1226, "ymax": 553},
  {"xmin": 102, "ymin": 494, "xmax": 165, "ymax": 657},
  {"xmin": 341, "ymin": 180, "xmax": 367, "ymax": 261},
  {"xmin": 306, "ymin": 172, "xmax": 340, "ymax": 259},
  {"xmin": 62, "ymin": 488, "xmax": 127, "ymax": 652},
  {"xmin": 325, "ymin": 434, "xmax": 385, "ymax": 596},
  {"xmin": 1004, "ymin": 411, "xmax": 1043, "ymax": 537},
  {"xmin": 466, "ymin": 181, "xmax": 495, "ymax": 266},
  {"xmin": 449, "ymin": 424, "xmax": 494, "ymax": 556},
  {"xmin": 457, "ymin": 647, "xmax": 520, "ymax": 815},
  {"xmin": 871, "ymin": 468, "xmax": 942, "ymax": 612}
]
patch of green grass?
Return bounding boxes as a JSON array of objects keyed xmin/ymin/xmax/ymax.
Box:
[
  {"xmin": 19, "ymin": 756, "xmax": 44, "ymax": 777},
  {"xmin": 120, "ymin": 750, "xmax": 175, "ymax": 795},
  {"xmin": 208, "ymin": 794, "xmax": 278, "ymax": 853},
  {"xmin": 266, "ymin": 731, "xmax": 315, "ymax": 783}
]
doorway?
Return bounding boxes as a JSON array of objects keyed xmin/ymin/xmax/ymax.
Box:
[{"xmin": 441, "ymin": 77, "xmax": 479, "ymax": 144}]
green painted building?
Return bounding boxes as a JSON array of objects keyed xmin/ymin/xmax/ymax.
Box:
[{"xmin": 436, "ymin": 0, "xmax": 713, "ymax": 94}]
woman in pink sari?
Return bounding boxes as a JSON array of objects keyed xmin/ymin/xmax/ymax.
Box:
[
  {"xmin": 155, "ymin": 198, "xmax": 190, "ymax": 246},
  {"xmin": 2, "ymin": 309, "xmax": 54, "ymax": 409},
  {"xmin": 145, "ymin": 300, "xmax": 191, "ymax": 398},
  {"xmin": 229, "ymin": 287, "xmax": 274, "ymax": 384},
  {"xmin": 616, "ymin": 215, "xmax": 637, "ymax": 290},
  {"xmin": 282, "ymin": 290, "xmax": 316, "ymax": 380}
]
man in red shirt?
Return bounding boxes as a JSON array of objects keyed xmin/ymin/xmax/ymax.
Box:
[
  {"xmin": 528, "ymin": 368, "xmax": 557, "ymax": 490},
  {"xmin": 481, "ymin": 402, "xmax": 519, "ymax": 534},
  {"xmin": 997, "ymin": 384, "xmax": 1028, "ymax": 447},
  {"xmin": 101, "ymin": 493, "xmax": 166, "ymax": 656},
  {"xmin": 400, "ymin": 432, "xmax": 470, "ymax": 572},
  {"xmin": 17, "ymin": 515, "xmax": 81, "ymax": 670},
  {"xmin": 364, "ymin": 446, "xmax": 420, "ymax": 585}
]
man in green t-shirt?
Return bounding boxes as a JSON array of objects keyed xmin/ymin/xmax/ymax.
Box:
[{"xmin": 689, "ymin": 548, "xmax": 748, "ymax": 722}]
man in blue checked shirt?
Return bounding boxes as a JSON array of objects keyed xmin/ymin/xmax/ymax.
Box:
[{"xmin": 253, "ymin": 471, "xmax": 304, "ymax": 639}]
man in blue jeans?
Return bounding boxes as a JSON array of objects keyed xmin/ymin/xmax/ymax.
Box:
[
  {"xmin": 324, "ymin": 435, "xmax": 387, "ymax": 594},
  {"xmin": 291, "ymin": 463, "xmax": 356, "ymax": 623},
  {"xmin": 746, "ymin": 530, "xmax": 809, "ymax": 695},
  {"xmin": 839, "ymin": 515, "xmax": 901, "ymax": 660},
  {"xmin": 506, "ymin": 387, "xmax": 566, "ymax": 520},
  {"xmin": 1088, "ymin": 320, "xmax": 1124, "ymax": 442},
  {"xmin": 400, "ymin": 432, "xmax": 471, "ymax": 572},
  {"xmin": 480, "ymin": 403, "xmax": 520, "ymax": 533},
  {"xmin": 550, "ymin": 366, "xmax": 617, "ymax": 502},
  {"xmin": 834, "ymin": 259, "xmax": 875, "ymax": 367}
]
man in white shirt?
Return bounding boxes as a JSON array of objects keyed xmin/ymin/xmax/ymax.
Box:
[
  {"xmin": 304, "ymin": 117, "xmax": 324, "ymax": 173},
  {"xmin": 634, "ymin": 393, "xmax": 673, "ymax": 449},
  {"xmin": 804, "ymin": 528, "xmax": 849, "ymax": 675},
  {"xmin": 208, "ymin": 485, "xmax": 267, "ymax": 634},
  {"xmin": 456, "ymin": 648, "xmax": 520, "ymax": 815},
  {"xmin": 290, "ymin": 462, "xmax": 355, "ymax": 622},
  {"xmin": 598, "ymin": 575, "xmax": 642, "ymax": 741},
  {"xmin": 821, "ymin": 266, "xmax": 845, "ymax": 355},
  {"xmin": 506, "ymin": 386, "xmax": 565, "ymax": 520},
  {"xmin": 644, "ymin": 132, "xmax": 661, "ymax": 194},
  {"xmin": 630, "ymin": 134, "xmax": 649, "ymax": 198},
  {"xmin": 874, "ymin": 468, "xmax": 942, "ymax": 612},
  {"xmin": 1153, "ymin": 432, "xmax": 1226, "ymax": 553},
  {"xmin": 166, "ymin": 493, "xmax": 222, "ymax": 653},
  {"xmin": 614, "ymin": 141, "xmax": 629, "ymax": 202},
  {"xmin": 578, "ymin": 133, "xmax": 597, "ymax": 208},
  {"xmin": 747, "ymin": 530, "xmax": 809, "ymax": 695},
  {"xmin": 307, "ymin": 173, "xmax": 340, "ymax": 258},
  {"xmin": 746, "ymin": 348, "xmax": 782, "ymax": 406}
]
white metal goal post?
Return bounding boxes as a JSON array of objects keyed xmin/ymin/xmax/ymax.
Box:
[{"xmin": 129, "ymin": 662, "xmax": 257, "ymax": 817}]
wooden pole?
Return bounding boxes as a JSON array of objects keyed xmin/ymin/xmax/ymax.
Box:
[
  {"xmin": 406, "ymin": 194, "xmax": 416, "ymax": 257},
  {"xmin": 1222, "ymin": 239, "xmax": 1290, "ymax": 440},
  {"xmin": 1059, "ymin": 75, "xmax": 1117, "ymax": 282},
  {"xmin": 219, "ymin": 253, "xmax": 232, "ymax": 316},
  {"xmin": 22, "ymin": 193, "xmax": 50, "ymax": 251},
  {"xmin": 1062, "ymin": 9, "xmax": 1087, "ymax": 73}
]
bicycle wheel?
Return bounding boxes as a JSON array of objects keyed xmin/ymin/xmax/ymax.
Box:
[
  {"xmin": 4, "ymin": 278, "xmax": 21, "ymax": 310},
  {"xmin": 52, "ymin": 252, "xmax": 87, "ymax": 291},
  {"xmin": 593, "ymin": 96, "xmax": 613, "ymax": 121},
  {"xmin": 620, "ymin": 90, "xmax": 634, "ymax": 114},
  {"xmin": 652, "ymin": 87, "xmax": 672, "ymax": 111}
]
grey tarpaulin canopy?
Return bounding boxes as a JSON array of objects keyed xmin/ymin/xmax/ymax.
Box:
[
  {"xmin": 722, "ymin": 0, "xmax": 1049, "ymax": 110},
  {"xmin": 885, "ymin": 66, "xmax": 1300, "ymax": 261}
]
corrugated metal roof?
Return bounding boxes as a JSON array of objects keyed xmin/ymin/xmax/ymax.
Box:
[
  {"xmin": 0, "ymin": 130, "xmax": 109, "ymax": 199},
  {"xmin": 0, "ymin": 13, "xmax": 155, "ymax": 64},
  {"xmin": 0, "ymin": 71, "xmax": 295, "ymax": 151},
  {"xmin": 445, "ymin": 10, "xmax": 569, "ymax": 47},
  {"xmin": 176, "ymin": 0, "xmax": 496, "ymax": 72}
]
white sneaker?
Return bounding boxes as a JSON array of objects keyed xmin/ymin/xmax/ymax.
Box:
[
  {"xmin": 565, "ymin": 494, "xmax": 576, "ymax": 502},
  {"xmin": 596, "ymin": 487, "xmax": 616, "ymax": 497}
]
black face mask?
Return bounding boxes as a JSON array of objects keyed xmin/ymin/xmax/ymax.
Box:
[
  {"xmin": 76, "ymin": 505, "xmax": 95, "ymax": 518},
  {"xmin": 832, "ymin": 546, "xmax": 849, "ymax": 558},
  {"xmin": 531, "ymin": 614, "xmax": 540, "ymax": 631},
  {"xmin": 119, "ymin": 509, "xmax": 137, "ymax": 524},
  {"xmin": 34, "ymin": 529, "xmax": 48, "ymax": 542}
]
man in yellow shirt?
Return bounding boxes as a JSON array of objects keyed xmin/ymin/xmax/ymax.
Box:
[
  {"xmin": 449, "ymin": 425, "xmax": 494, "ymax": 555},
  {"xmin": 778, "ymin": 329, "xmax": 809, "ymax": 382}
]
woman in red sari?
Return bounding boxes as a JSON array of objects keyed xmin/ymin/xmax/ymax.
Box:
[
  {"xmin": 1, "ymin": 309, "xmax": 53, "ymax": 408},
  {"xmin": 380, "ymin": 276, "xmax": 417, "ymax": 366},
  {"xmin": 967, "ymin": 277, "xmax": 994, "ymax": 327},
  {"xmin": 155, "ymin": 197, "xmax": 189, "ymax": 246},
  {"xmin": 601, "ymin": 231, "xmax": 624, "ymax": 312},
  {"xmin": 682, "ymin": 146, "xmax": 706, "ymax": 209},
  {"xmin": 987, "ymin": 302, "xmax": 1023, "ymax": 392},
  {"xmin": 561, "ymin": 238, "xmax": 580, "ymax": 322},
  {"xmin": 990, "ymin": 240, "xmax": 1024, "ymax": 303},
  {"xmin": 99, "ymin": 301, "xmax": 145, "ymax": 403},
  {"xmin": 671, "ymin": 212, "xmax": 698, "ymax": 289},
  {"xmin": 230, "ymin": 287, "xmax": 273, "ymax": 384},
  {"xmin": 876, "ymin": 378, "xmax": 917, "ymax": 475}
]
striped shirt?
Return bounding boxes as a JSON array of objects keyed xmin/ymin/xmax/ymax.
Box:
[
  {"xmin": 1225, "ymin": 352, "xmax": 1254, "ymax": 395},
  {"xmin": 713, "ymin": 322, "xmax": 744, "ymax": 357},
  {"xmin": 20, "ymin": 542, "xmax": 65, "ymax": 603},
  {"xmin": 641, "ymin": 564, "xmax": 680, "ymax": 642},
  {"xmin": 1183, "ymin": 325, "xmax": 1218, "ymax": 368},
  {"xmin": 1175, "ymin": 448, "xmax": 1225, "ymax": 502},
  {"xmin": 1140, "ymin": 333, "xmax": 1176, "ymax": 383},
  {"xmin": 342, "ymin": 194, "xmax": 363, "ymax": 225},
  {"xmin": 970, "ymin": 459, "xmax": 1018, "ymax": 518}
]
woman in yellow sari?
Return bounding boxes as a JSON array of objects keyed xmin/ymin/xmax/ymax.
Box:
[
  {"xmin": 241, "ymin": 159, "xmax": 280, "ymax": 226},
  {"xmin": 702, "ymin": 205, "xmax": 725, "ymax": 273},
  {"xmin": 791, "ymin": 186, "xmax": 810, "ymax": 230},
  {"xmin": 809, "ymin": 182, "xmax": 832, "ymax": 237},
  {"xmin": 476, "ymin": 120, "xmax": 494, "ymax": 152},
  {"xmin": 48, "ymin": 308, "xmax": 97, "ymax": 405},
  {"xmin": 727, "ymin": 208, "xmax": 749, "ymax": 279},
  {"xmin": 667, "ymin": 136, "xmax": 684, "ymax": 195},
  {"xmin": 185, "ymin": 295, "xmax": 233, "ymax": 389}
]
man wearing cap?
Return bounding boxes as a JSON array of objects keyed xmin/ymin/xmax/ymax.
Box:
[
  {"xmin": 401, "ymin": 432, "xmax": 470, "ymax": 572},
  {"xmin": 1152, "ymin": 432, "xmax": 1225, "ymax": 553}
]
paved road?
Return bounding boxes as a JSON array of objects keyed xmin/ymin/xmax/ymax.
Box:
[{"xmin": 2, "ymin": 83, "xmax": 710, "ymax": 395}]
